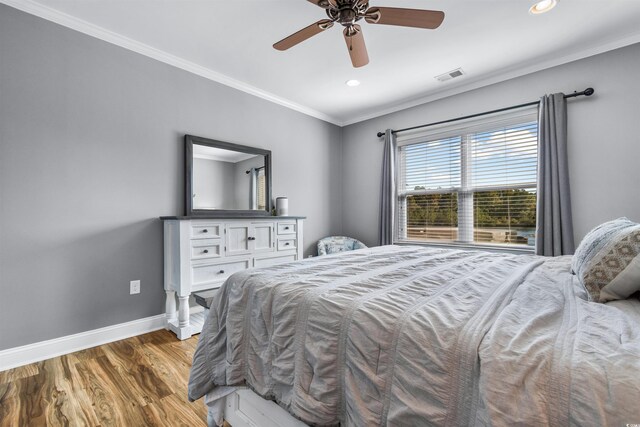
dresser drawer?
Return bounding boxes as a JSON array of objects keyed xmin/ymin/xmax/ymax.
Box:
[
  {"xmin": 191, "ymin": 223, "xmax": 222, "ymax": 239},
  {"xmin": 192, "ymin": 259, "xmax": 250, "ymax": 285},
  {"xmin": 254, "ymin": 254, "xmax": 297, "ymax": 268},
  {"xmin": 277, "ymin": 238, "xmax": 296, "ymax": 251},
  {"xmin": 190, "ymin": 239, "xmax": 222, "ymax": 260},
  {"xmin": 277, "ymin": 223, "xmax": 296, "ymax": 235}
]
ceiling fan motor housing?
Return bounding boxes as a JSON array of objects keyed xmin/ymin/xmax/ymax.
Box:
[{"xmin": 326, "ymin": 0, "xmax": 369, "ymax": 26}]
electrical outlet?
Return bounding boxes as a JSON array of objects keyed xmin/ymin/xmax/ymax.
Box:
[{"xmin": 130, "ymin": 280, "xmax": 140, "ymax": 295}]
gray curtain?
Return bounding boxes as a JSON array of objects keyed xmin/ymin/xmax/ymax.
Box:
[
  {"xmin": 536, "ymin": 93, "xmax": 575, "ymax": 256},
  {"xmin": 249, "ymin": 167, "xmax": 258, "ymax": 210},
  {"xmin": 379, "ymin": 129, "xmax": 396, "ymax": 246}
]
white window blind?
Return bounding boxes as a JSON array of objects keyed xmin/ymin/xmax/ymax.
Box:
[
  {"xmin": 257, "ymin": 169, "xmax": 266, "ymax": 210},
  {"xmin": 398, "ymin": 136, "xmax": 461, "ymax": 242},
  {"xmin": 396, "ymin": 108, "xmax": 538, "ymax": 249}
]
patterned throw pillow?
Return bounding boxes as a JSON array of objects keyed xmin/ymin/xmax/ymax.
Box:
[{"xmin": 572, "ymin": 218, "xmax": 640, "ymax": 303}]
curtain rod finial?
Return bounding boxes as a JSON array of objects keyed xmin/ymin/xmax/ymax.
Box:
[
  {"xmin": 377, "ymin": 131, "xmax": 385, "ymax": 138},
  {"xmin": 584, "ymin": 87, "xmax": 595, "ymax": 96}
]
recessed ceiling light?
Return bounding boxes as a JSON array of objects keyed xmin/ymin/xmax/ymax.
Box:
[
  {"xmin": 529, "ymin": 0, "xmax": 558, "ymax": 14},
  {"xmin": 346, "ymin": 79, "xmax": 361, "ymax": 87}
]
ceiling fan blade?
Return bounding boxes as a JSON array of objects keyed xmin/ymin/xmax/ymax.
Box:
[
  {"xmin": 307, "ymin": 0, "xmax": 337, "ymax": 9},
  {"xmin": 365, "ymin": 7, "xmax": 445, "ymax": 29},
  {"xmin": 343, "ymin": 25, "xmax": 369, "ymax": 68},
  {"xmin": 273, "ymin": 19, "xmax": 334, "ymax": 51}
]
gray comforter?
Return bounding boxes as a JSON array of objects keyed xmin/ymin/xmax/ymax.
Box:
[{"xmin": 188, "ymin": 245, "xmax": 640, "ymax": 426}]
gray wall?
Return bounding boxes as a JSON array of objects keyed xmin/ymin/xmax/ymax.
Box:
[
  {"xmin": 342, "ymin": 43, "xmax": 640, "ymax": 248},
  {"xmin": 193, "ymin": 158, "xmax": 236, "ymax": 210},
  {"xmin": 0, "ymin": 5, "xmax": 343, "ymax": 350}
]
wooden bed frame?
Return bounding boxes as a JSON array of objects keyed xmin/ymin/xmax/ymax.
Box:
[{"xmin": 205, "ymin": 388, "xmax": 308, "ymax": 427}]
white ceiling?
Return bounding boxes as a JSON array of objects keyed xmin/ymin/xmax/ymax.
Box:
[{"xmin": 5, "ymin": 0, "xmax": 640, "ymax": 125}]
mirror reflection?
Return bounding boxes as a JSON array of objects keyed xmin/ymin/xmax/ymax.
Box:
[{"xmin": 192, "ymin": 144, "xmax": 266, "ymax": 211}]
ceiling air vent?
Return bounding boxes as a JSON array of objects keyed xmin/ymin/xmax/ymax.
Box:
[{"xmin": 435, "ymin": 68, "xmax": 465, "ymax": 82}]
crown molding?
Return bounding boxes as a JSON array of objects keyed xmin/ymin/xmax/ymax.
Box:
[
  {"xmin": 3, "ymin": 0, "xmax": 640, "ymax": 128},
  {"xmin": 0, "ymin": 0, "xmax": 342, "ymax": 126},
  {"xmin": 340, "ymin": 31, "xmax": 640, "ymax": 126}
]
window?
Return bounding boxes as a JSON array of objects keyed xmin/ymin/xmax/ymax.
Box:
[
  {"xmin": 396, "ymin": 108, "xmax": 538, "ymax": 249},
  {"xmin": 257, "ymin": 168, "xmax": 266, "ymax": 210}
]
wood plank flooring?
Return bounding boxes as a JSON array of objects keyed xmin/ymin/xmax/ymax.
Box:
[{"xmin": 0, "ymin": 329, "xmax": 208, "ymax": 426}]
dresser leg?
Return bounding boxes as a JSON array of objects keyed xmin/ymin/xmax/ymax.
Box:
[
  {"xmin": 165, "ymin": 290, "xmax": 177, "ymax": 326},
  {"xmin": 176, "ymin": 295, "xmax": 191, "ymax": 340}
]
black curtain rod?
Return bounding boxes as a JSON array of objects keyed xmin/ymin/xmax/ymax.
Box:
[
  {"xmin": 375, "ymin": 87, "xmax": 595, "ymax": 138},
  {"xmin": 245, "ymin": 166, "xmax": 265, "ymax": 174}
]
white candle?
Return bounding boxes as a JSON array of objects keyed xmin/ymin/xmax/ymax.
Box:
[{"xmin": 276, "ymin": 197, "xmax": 289, "ymax": 216}]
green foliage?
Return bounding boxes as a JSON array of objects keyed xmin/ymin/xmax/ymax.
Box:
[
  {"xmin": 406, "ymin": 189, "xmax": 536, "ymax": 228},
  {"xmin": 407, "ymin": 191, "xmax": 458, "ymax": 226}
]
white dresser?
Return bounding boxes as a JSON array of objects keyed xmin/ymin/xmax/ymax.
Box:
[{"xmin": 161, "ymin": 216, "xmax": 304, "ymax": 339}]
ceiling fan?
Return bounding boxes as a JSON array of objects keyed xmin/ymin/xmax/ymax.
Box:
[{"xmin": 273, "ymin": 0, "xmax": 445, "ymax": 68}]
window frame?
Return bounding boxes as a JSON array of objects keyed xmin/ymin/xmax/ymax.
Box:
[{"xmin": 394, "ymin": 106, "xmax": 539, "ymax": 252}]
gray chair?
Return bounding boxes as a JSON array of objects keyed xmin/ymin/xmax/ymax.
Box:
[{"xmin": 317, "ymin": 236, "xmax": 367, "ymax": 256}]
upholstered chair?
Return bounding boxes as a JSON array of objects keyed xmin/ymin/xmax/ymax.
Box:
[{"xmin": 317, "ymin": 236, "xmax": 367, "ymax": 256}]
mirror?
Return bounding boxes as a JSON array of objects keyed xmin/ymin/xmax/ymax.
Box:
[{"xmin": 185, "ymin": 135, "xmax": 272, "ymax": 217}]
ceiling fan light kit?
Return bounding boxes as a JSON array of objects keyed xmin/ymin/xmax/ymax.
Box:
[{"xmin": 273, "ymin": 0, "xmax": 445, "ymax": 68}]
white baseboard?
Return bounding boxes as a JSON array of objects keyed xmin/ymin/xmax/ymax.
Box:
[{"xmin": 0, "ymin": 314, "xmax": 166, "ymax": 372}]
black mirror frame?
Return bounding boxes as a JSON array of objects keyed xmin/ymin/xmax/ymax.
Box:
[{"xmin": 185, "ymin": 134, "xmax": 272, "ymax": 217}]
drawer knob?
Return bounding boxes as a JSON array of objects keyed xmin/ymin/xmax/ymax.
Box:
[
  {"xmin": 203, "ymin": 229, "xmax": 208, "ymax": 233},
  {"xmin": 248, "ymin": 237, "xmax": 256, "ymax": 241},
  {"xmin": 219, "ymin": 270, "xmax": 225, "ymax": 274},
  {"xmin": 285, "ymin": 242, "xmax": 290, "ymax": 246},
  {"xmin": 203, "ymin": 249, "xmax": 209, "ymax": 254},
  {"xmin": 284, "ymin": 226, "xmax": 289, "ymax": 230}
]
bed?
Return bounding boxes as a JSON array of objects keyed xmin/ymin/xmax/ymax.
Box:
[{"xmin": 188, "ymin": 244, "xmax": 640, "ymax": 426}]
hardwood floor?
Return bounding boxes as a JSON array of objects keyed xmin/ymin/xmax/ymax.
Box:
[{"xmin": 0, "ymin": 329, "xmax": 208, "ymax": 427}]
